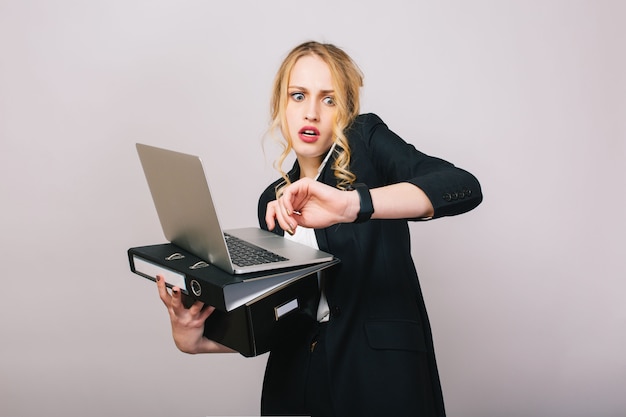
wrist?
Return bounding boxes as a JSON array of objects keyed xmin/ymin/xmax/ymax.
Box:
[{"xmin": 349, "ymin": 183, "xmax": 375, "ymax": 223}]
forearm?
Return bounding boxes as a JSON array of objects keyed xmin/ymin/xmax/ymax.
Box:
[
  {"xmin": 369, "ymin": 182, "xmax": 434, "ymax": 220},
  {"xmin": 178, "ymin": 336, "xmax": 237, "ymax": 354},
  {"xmin": 343, "ymin": 182, "xmax": 434, "ymax": 222}
]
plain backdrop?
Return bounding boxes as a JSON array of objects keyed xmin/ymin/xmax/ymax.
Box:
[{"xmin": 1, "ymin": 1, "xmax": 624, "ymax": 416}]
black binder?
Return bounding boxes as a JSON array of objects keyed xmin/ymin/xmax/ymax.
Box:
[
  {"xmin": 128, "ymin": 243, "xmax": 339, "ymax": 356},
  {"xmin": 197, "ymin": 272, "xmax": 321, "ymax": 357},
  {"xmin": 128, "ymin": 243, "xmax": 338, "ymax": 312}
]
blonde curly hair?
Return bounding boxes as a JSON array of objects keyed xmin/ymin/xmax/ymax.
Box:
[{"xmin": 269, "ymin": 41, "xmax": 364, "ymax": 194}]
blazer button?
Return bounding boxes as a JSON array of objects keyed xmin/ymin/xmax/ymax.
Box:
[
  {"xmin": 463, "ymin": 188, "xmax": 472, "ymax": 197},
  {"xmin": 451, "ymin": 192, "xmax": 458, "ymax": 200},
  {"xmin": 330, "ymin": 306, "xmax": 341, "ymax": 318},
  {"xmin": 443, "ymin": 193, "xmax": 452, "ymax": 202}
]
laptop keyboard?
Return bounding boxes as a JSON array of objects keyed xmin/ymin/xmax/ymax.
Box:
[{"xmin": 224, "ymin": 233, "xmax": 288, "ymax": 267}]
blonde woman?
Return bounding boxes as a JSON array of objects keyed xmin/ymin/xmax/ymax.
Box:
[{"xmin": 158, "ymin": 41, "xmax": 483, "ymax": 416}]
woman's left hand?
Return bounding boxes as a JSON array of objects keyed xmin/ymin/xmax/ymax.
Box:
[
  {"xmin": 156, "ymin": 275, "xmax": 235, "ymax": 354},
  {"xmin": 265, "ymin": 178, "xmax": 360, "ymax": 234}
]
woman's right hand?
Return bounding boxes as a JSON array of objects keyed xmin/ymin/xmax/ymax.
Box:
[{"xmin": 156, "ymin": 275, "xmax": 236, "ymax": 354}]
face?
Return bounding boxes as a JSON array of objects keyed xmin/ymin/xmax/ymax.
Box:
[{"xmin": 284, "ymin": 55, "xmax": 336, "ymax": 172}]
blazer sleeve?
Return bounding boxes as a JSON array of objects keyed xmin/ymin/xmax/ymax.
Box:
[{"xmin": 352, "ymin": 113, "xmax": 483, "ymax": 219}]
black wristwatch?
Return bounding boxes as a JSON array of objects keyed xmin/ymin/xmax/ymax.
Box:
[{"xmin": 350, "ymin": 183, "xmax": 374, "ymax": 223}]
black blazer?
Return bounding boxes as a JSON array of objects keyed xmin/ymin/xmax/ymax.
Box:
[{"xmin": 258, "ymin": 113, "xmax": 482, "ymax": 416}]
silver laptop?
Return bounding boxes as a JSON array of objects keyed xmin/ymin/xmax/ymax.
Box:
[{"xmin": 136, "ymin": 143, "xmax": 334, "ymax": 274}]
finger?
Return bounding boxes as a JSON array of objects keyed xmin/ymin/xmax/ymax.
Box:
[
  {"xmin": 156, "ymin": 275, "xmax": 171, "ymax": 307},
  {"xmin": 275, "ymin": 197, "xmax": 296, "ymax": 235},
  {"xmin": 170, "ymin": 286, "xmax": 183, "ymax": 311},
  {"xmin": 187, "ymin": 299, "xmax": 208, "ymax": 316},
  {"xmin": 283, "ymin": 180, "xmax": 314, "ymax": 218},
  {"xmin": 199, "ymin": 305, "xmax": 216, "ymax": 321},
  {"xmin": 265, "ymin": 202, "xmax": 277, "ymax": 231},
  {"xmin": 280, "ymin": 184, "xmax": 297, "ymax": 216}
]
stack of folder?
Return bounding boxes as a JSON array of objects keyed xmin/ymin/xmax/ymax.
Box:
[{"xmin": 128, "ymin": 243, "xmax": 338, "ymax": 357}]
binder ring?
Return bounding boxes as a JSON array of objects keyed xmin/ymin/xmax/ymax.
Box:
[
  {"xmin": 190, "ymin": 279, "xmax": 202, "ymax": 297},
  {"xmin": 189, "ymin": 261, "xmax": 209, "ymax": 269}
]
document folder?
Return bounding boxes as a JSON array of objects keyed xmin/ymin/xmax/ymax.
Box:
[{"xmin": 128, "ymin": 243, "xmax": 339, "ymax": 356}]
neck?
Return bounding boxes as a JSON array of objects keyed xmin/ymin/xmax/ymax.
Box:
[
  {"xmin": 297, "ymin": 156, "xmax": 323, "ymax": 179},
  {"xmin": 296, "ymin": 143, "xmax": 337, "ymax": 180}
]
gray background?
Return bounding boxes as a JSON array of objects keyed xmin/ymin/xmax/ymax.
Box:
[{"xmin": 1, "ymin": 1, "xmax": 624, "ymax": 416}]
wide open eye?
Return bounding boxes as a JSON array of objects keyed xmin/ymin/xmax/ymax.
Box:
[
  {"xmin": 290, "ymin": 92, "xmax": 305, "ymax": 102},
  {"xmin": 323, "ymin": 96, "xmax": 335, "ymax": 106}
]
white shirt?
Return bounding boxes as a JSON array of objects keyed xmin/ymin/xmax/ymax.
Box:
[
  {"xmin": 285, "ymin": 227, "xmax": 330, "ymax": 322},
  {"xmin": 283, "ymin": 143, "xmax": 336, "ymax": 322}
]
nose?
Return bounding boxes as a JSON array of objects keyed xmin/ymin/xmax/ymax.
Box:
[{"xmin": 305, "ymin": 101, "xmax": 319, "ymax": 122}]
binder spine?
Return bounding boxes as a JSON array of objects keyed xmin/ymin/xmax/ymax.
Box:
[
  {"xmin": 128, "ymin": 245, "xmax": 228, "ymax": 311},
  {"xmin": 182, "ymin": 275, "xmax": 227, "ymax": 311},
  {"xmin": 130, "ymin": 254, "xmax": 189, "ymax": 293}
]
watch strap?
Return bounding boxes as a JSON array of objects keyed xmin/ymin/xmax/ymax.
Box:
[{"xmin": 351, "ymin": 183, "xmax": 374, "ymax": 223}]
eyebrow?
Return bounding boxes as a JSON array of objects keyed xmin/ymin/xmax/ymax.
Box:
[{"xmin": 288, "ymin": 85, "xmax": 335, "ymax": 95}]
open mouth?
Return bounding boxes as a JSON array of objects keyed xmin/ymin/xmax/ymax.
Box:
[{"xmin": 299, "ymin": 126, "xmax": 320, "ymax": 142}]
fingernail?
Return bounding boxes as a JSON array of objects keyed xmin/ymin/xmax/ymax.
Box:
[
  {"xmin": 172, "ymin": 288, "xmax": 179, "ymax": 295},
  {"xmin": 286, "ymin": 227, "xmax": 294, "ymax": 236},
  {"xmin": 155, "ymin": 276, "xmax": 161, "ymax": 282}
]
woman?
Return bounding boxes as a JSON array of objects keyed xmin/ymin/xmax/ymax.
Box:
[{"xmin": 157, "ymin": 41, "xmax": 482, "ymax": 416}]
